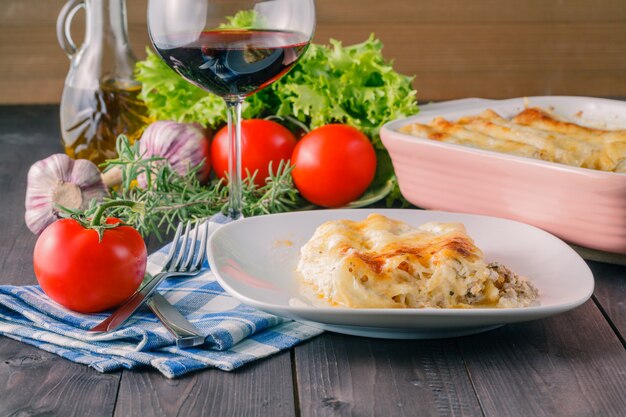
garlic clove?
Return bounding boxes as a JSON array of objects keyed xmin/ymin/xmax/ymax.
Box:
[
  {"xmin": 137, "ymin": 121, "xmax": 210, "ymax": 188},
  {"xmin": 25, "ymin": 154, "xmax": 108, "ymax": 234}
]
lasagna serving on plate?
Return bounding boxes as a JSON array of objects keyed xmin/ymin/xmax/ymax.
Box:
[
  {"xmin": 399, "ymin": 106, "xmax": 626, "ymax": 172},
  {"xmin": 296, "ymin": 214, "xmax": 538, "ymax": 309}
]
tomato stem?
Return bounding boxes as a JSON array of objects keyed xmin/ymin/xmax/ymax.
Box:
[{"xmin": 90, "ymin": 201, "xmax": 138, "ymax": 227}]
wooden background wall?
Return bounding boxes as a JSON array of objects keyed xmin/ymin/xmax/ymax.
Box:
[{"xmin": 1, "ymin": 0, "xmax": 625, "ymax": 104}]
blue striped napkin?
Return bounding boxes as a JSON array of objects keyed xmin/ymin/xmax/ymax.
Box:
[{"xmin": 0, "ymin": 227, "xmax": 323, "ymax": 378}]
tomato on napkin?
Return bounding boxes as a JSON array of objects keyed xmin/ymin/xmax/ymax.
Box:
[{"xmin": 33, "ymin": 209, "xmax": 147, "ymax": 314}]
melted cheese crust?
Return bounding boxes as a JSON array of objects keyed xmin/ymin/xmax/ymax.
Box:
[
  {"xmin": 399, "ymin": 107, "xmax": 626, "ymax": 172},
  {"xmin": 297, "ymin": 214, "xmax": 538, "ymax": 309}
]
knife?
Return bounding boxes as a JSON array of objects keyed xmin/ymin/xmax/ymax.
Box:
[
  {"xmin": 89, "ymin": 271, "xmax": 168, "ymax": 333},
  {"xmin": 148, "ymin": 293, "xmax": 205, "ymax": 348}
]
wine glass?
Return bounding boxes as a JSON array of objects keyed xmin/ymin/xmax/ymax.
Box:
[{"xmin": 147, "ymin": 0, "xmax": 316, "ymax": 219}]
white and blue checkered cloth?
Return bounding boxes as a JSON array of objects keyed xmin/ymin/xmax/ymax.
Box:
[{"xmin": 0, "ymin": 230, "xmax": 323, "ymax": 378}]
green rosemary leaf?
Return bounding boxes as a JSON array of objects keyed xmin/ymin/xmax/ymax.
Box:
[{"xmin": 93, "ymin": 135, "xmax": 301, "ymax": 239}]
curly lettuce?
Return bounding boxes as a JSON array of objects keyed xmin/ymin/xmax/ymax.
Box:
[
  {"xmin": 136, "ymin": 35, "xmax": 418, "ymax": 148},
  {"xmin": 135, "ymin": 29, "xmax": 418, "ymax": 205},
  {"xmin": 269, "ymin": 35, "xmax": 417, "ymax": 149}
]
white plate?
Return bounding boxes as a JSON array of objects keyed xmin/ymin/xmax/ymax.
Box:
[{"xmin": 207, "ymin": 209, "xmax": 594, "ymax": 339}]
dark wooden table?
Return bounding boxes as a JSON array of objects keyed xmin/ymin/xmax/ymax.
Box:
[{"xmin": 1, "ymin": 105, "xmax": 625, "ymax": 417}]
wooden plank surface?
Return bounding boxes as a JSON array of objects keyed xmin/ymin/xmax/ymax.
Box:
[
  {"xmin": 3, "ymin": 0, "xmax": 626, "ymax": 27},
  {"xmin": 294, "ymin": 333, "xmax": 482, "ymax": 417},
  {"xmin": 0, "ymin": 338, "xmax": 121, "ymax": 417},
  {"xmin": 0, "ymin": 105, "xmax": 63, "ymax": 283},
  {"xmin": 0, "ymin": 105, "xmax": 122, "ymax": 417},
  {"xmin": 314, "ymin": 0, "xmax": 626, "ymax": 23},
  {"xmin": 1, "ymin": 0, "xmax": 626, "ymax": 103},
  {"xmin": 114, "ymin": 352, "xmax": 296, "ymax": 417},
  {"xmin": 459, "ymin": 300, "xmax": 626, "ymax": 417},
  {"xmin": 316, "ymin": 23, "xmax": 626, "ymax": 72},
  {"xmin": 590, "ymin": 262, "xmax": 626, "ymax": 343}
]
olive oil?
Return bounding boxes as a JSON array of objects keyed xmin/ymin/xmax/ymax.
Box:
[{"xmin": 60, "ymin": 79, "xmax": 153, "ymax": 165}]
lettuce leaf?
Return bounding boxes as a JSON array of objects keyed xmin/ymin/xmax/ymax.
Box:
[
  {"xmin": 218, "ymin": 10, "xmax": 259, "ymax": 29},
  {"xmin": 135, "ymin": 36, "xmax": 418, "ymax": 148},
  {"xmin": 135, "ymin": 31, "xmax": 418, "ymax": 205},
  {"xmin": 269, "ymin": 36, "xmax": 418, "ymax": 149}
]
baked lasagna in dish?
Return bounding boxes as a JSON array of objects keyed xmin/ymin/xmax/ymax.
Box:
[
  {"xmin": 296, "ymin": 214, "xmax": 537, "ymax": 309},
  {"xmin": 399, "ymin": 106, "xmax": 626, "ymax": 172}
]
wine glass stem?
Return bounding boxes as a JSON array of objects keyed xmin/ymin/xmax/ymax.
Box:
[{"xmin": 225, "ymin": 97, "xmax": 244, "ymax": 220}]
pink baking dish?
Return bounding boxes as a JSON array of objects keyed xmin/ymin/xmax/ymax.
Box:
[{"xmin": 380, "ymin": 96, "xmax": 626, "ymax": 254}]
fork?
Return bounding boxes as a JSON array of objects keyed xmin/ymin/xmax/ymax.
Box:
[{"xmin": 89, "ymin": 220, "xmax": 209, "ymax": 347}]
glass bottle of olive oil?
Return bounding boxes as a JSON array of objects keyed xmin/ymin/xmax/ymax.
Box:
[{"xmin": 57, "ymin": 0, "xmax": 152, "ymax": 166}]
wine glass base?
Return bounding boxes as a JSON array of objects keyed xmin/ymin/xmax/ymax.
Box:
[{"xmin": 211, "ymin": 212, "xmax": 243, "ymax": 225}]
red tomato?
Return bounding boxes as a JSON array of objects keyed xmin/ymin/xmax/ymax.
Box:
[
  {"xmin": 33, "ymin": 218, "xmax": 147, "ymax": 313},
  {"xmin": 211, "ymin": 119, "xmax": 297, "ymax": 186},
  {"xmin": 291, "ymin": 124, "xmax": 377, "ymax": 207}
]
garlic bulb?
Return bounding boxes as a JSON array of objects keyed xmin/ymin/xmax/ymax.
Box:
[
  {"xmin": 25, "ymin": 122, "xmax": 210, "ymax": 234},
  {"xmin": 25, "ymin": 154, "xmax": 108, "ymax": 234},
  {"xmin": 138, "ymin": 121, "xmax": 210, "ymax": 187}
]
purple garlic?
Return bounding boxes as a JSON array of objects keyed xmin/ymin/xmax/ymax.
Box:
[
  {"xmin": 138, "ymin": 121, "xmax": 210, "ymax": 187},
  {"xmin": 25, "ymin": 154, "xmax": 108, "ymax": 234}
]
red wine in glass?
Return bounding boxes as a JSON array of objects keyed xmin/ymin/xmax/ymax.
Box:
[{"xmin": 155, "ymin": 30, "xmax": 309, "ymax": 97}]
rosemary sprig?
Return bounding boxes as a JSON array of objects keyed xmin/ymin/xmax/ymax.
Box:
[{"xmin": 89, "ymin": 136, "xmax": 301, "ymax": 239}]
